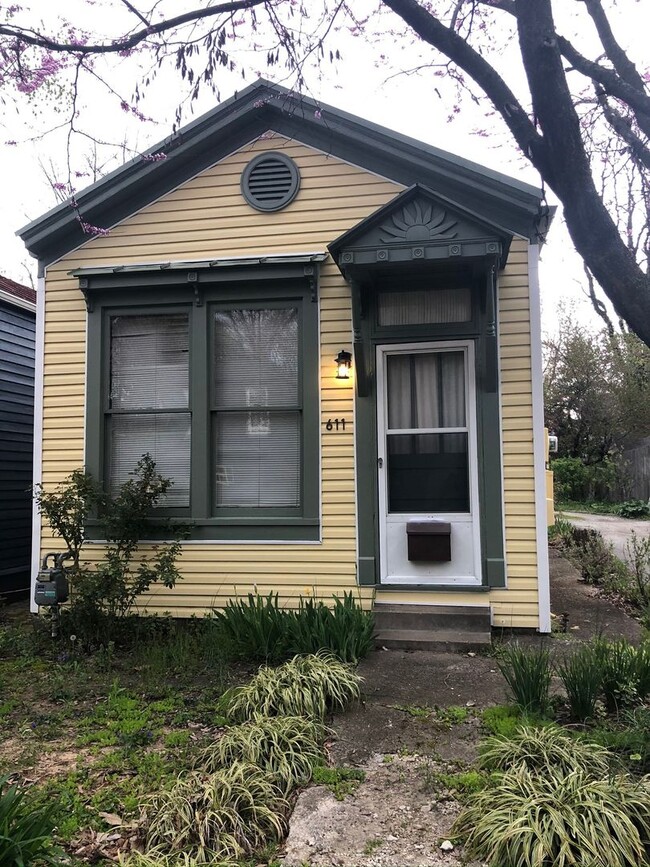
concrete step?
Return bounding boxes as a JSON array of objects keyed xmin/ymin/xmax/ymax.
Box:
[
  {"xmin": 375, "ymin": 628, "xmax": 491, "ymax": 652},
  {"xmin": 373, "ymin": 603, "xmax": 490, "ymax": 633}
]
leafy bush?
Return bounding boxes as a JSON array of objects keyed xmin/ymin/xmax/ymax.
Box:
[
  {"xmin": 226, "ymin": 652, "xmax": 362, "ymax": 722},
  {"xmin": 584, "ymin": 706, "xmax": 650, "ymax": 773},
  {"xmin": 454, "ymin": 765, "xmax": 650, "ymax": 867},
  {"xmin": 552, "ymin": 457, "xmax": 621, "ymax": 503},
  {"xmin": 212, "ymin": 591, "xmax": 375, "ymax": 663},
  {"xmin": 496, "ymin": 644, "xmax": 552, "ymax": 715},
  {"xmin": 617, "ymin": 500, "xmax": 650, "ymax": 519},
  {"xmin": 0, "ymin": 775, "xmax": 60, "ymax": 867},
  {"xmin": 594, "ymin": 638, "xmax": 644, "ymax": 712},
  {"xmin": 478, "ymin": 725, "xmax": 612, "ymax": 777},
  {"xmin": 145, "ymin": 761, "xmax": 287, "ymax": 862},
  {"xmin": 627, "ymin": 532, "xmax": 650, "ymax": 609},
  {"xmin": 198, "ymin": 715, "xmax": 324, "ymax": 793},
  {"xmin": 557, "ymin": 643, "xmax": 604, "ymax": 722},
  {"xmin": 34, "ymin": 455, "xmax": 186, "ymax": 648}
]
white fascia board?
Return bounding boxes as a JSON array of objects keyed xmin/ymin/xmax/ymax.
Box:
[{"xmin": 528, "ymin": 243, "xmax": 551, "ymax": 633}]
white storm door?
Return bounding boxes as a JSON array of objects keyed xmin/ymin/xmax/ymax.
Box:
[{"xmin": 377, "ymin": 341, "xmax": 482, "ymax": 585}]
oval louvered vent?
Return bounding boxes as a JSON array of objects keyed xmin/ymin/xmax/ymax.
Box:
[{"xmin": 241, "ymin": 152, "xmax": 300, "ymax": 212}]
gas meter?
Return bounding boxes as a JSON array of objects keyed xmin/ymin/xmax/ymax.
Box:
[{"xmin": 34, "ymin": 552, "xmax": 71, "ymax": 607}]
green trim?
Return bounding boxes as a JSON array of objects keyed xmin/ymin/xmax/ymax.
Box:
[
  {"xmin": 377, "ymin": 583, "xmax": 491, "ymax": 593},
  {"xmin": 353, "ymin": 262, "xmax": 507, "ymax": 589},
  {"xmin": 20, "ymin": 81, "xmax": 545, "ymax": 266},
  {"xmin": 84, "ymin": 263, "xmax": 320, "ymax": 542}
]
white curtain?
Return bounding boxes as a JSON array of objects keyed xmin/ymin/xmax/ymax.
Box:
[{"xmin": 387, "ymin": 351, "xmax": 465, "ymax": 430}]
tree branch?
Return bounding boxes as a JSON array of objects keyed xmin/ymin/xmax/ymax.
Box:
[
  {"xmin": 0, "ymin": 0, "xmax": 267, "ymax": 55},
  {"xmin": 379, "ymin": 0, "xmax": 549, "ymax": 174},
  {"xmin": 581, "ymin": 0, "xmax": 648, "ymax": 94},
  {"xmin": 595, "ymin": 87, "xmax": 650, "ymax": 173},
  {"xmin": 557, "ymin": 34, "xmax": 650, "ymax": 139}
]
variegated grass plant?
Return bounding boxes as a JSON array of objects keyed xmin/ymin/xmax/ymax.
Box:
[
  {"xmin": 144, "ymin": 761, "xmax": 287, "ymax": 863},
  {"xmin": 226, "ymin": 652, "xmax": 362, "ymax": 722},
  {"xmin": 478, "ymin": 725, "xmax": 613, "ymax": 776},
  {"xmin": 453, "ymin": 765, "xmax": 650, "ymax": 867},
  {"xmin": 119, "ymin": 854, "xmax": 238, "ymax": 867},
  {"xmin": 197, "ymin": 714, "xmax": 325, "ymax": 793}
]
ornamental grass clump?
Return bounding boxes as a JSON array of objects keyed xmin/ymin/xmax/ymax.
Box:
[
  {"xmin": 453, "ymin": 765, "xmax": 650, "ymax": 867},
  {"xmin": 0, "ymin": 775, "xmax": 60, "ymax": 867},
  {"xmin": 198, "ymin": 715, "xmax": 325, "ymax": 793},
  {"xmin": 144, "ymin": 761, "xmax": 287, "ymax": 863},
  {"xmin": 226, "ymin": 652, "xmax": 362, "ymax": 722},
  {"xmin": 496, "ymin": 643, "xmax": 552, "ymax": 715},
  {"xmin": 478, "ymin": 725, "xmax": 612, "ymax": 777},
  {"xmin": 557, "ymin": 643, "xmax": 605, "ymax": 722}
]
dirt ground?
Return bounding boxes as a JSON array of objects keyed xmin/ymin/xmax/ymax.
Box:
[{"xmin": 280, "ymin": 547, "xmax": 646, "ymax": 867}]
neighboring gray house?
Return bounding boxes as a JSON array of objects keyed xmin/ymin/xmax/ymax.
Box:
[{"xmin": 0, "ymin": 274, "xmax": 36, "ymax": 601}]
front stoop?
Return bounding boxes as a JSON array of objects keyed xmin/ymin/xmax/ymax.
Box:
[{"xmin": 373, "ymin": 603, "xmax": 492, "ymax": 651}]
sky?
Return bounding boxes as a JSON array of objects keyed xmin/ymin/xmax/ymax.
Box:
[{"xmin": 1, "ymin": 0, "xmax": 639, "ymax": 334}]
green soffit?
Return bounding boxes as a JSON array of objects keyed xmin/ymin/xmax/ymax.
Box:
[{"xmin": 18, "ymin": 79, "xmax": 548, "ymax": 266}]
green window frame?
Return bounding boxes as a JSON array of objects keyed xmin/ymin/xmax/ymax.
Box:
[{"xmin": 83, "ymin": 267, "xmax": 320, "ymax": 542}]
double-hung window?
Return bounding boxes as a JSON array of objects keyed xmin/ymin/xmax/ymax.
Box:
[{"xmin": 82, "ymin": 260, "xmax": 321, "ymax": 541}]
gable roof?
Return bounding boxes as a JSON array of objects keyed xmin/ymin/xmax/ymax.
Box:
[
  {"xmin": 0, "ymin": 273, "xmax": 36, "ymax": 309},
  {"xmin": 18, "ymin": 79, "xmax": 546, "ymax": 267}
]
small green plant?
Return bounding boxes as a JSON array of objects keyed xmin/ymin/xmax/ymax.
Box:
[
  {"xmin": 423, "ymin": 769, "xmax": 488, "ymax": 797},
  {"xmin": 198, "ymin": 715, "xmax": 324, "ymax": 793},
  {"xmin": 391, "ymin": 703, "xmax": 432, "ymax": 719},
  {"xmin": 0, "ymin": 775, "xmax": 60, "ymax": 867},
  {"xmin": 617, "ymin": 500, "xmax": 650, "ymax": 519},
  {"xmin": 145, "ymin": 762, "xmax": 288, "ymax": 862},
  {"xmin": 480, "ymin": 705, "xmax": 525, "ymax": 737},
  {"xmin": 478, "ymin": 725, "xmax": 612, "ymax": 776},
  {"xmin": 436, "ymin": 705, "xmax": 470, "ymax": 725},
  {"xmin": 312, "ymin": 766, "xmax": 365, "ymax": 800},
  {"xmin": 557, "ymin": 643, "xmax": 604, "ymax": 722},
  {"xmin": 226, "ymin": 653, "xmax": 362, "ymax": 722},
  {"xmin": 496, "ymin": 644, "xmax": 552, "ymax": 715},
  {"xmin": 453, "ymin": 764, "xmax": 650, "ymax": 867},
  {"xmin": 627, "ymin": 532, "xmax": 650, "ymax": 608},
  {"xmin": 34, "ymin": 455, "xmax": 186, "ymax": 648},
  {"xmin": 363, "ymin": 838, "xmax": 383, "ymax": 855}
]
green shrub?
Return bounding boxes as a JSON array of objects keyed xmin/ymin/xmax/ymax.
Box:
[
  {"xmin": 552, "ymin": 456, "xmax": 590, "ymax": 502},
  {"xmin": 35, "ymin": 455, "xmax": 186, "ymax": 649},
  {"xmin": 627, "ymin": 532, "xmax": 650, "ymax": 608},
  {"xmin": 496, "ymin": 644, "xmax": 551, "ymax": 715},
  {"xmin": 145, "ymin": 762, "xmax": 287, "ymax": 862},
  {"xmin": 226, "ymin": 652, "xmax": 362, "ymax": 722},
  {"xmin": 557, "ymin": 643, "xmax": 604, "ymax": 722},
  {"xmin": 454, "ymin": 765, "xmax": 650, "ymax": 867},
  {"xmin": 198, "ymin": 715, "xmax": 324, "ymax": 793},
  {"xmin": 617, "ymin": 500, "xmax": 650, "ymax": 519},
  {"xmin": 583, "ymin": 707, "xmax": 650, "ymax": 773},
  {"xmin": 478, "ymin": 725, "xmax": 612, "ymax": 776},
  {"xmin": 212, "ymin": 591, "xmax": 375, "ymax": 664},
  {"xmin": 0, "ymin": 775, "xmax": 60, "ymax": 867}
]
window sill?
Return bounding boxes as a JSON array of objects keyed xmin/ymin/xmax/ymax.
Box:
[{"xmin": 84, "ymin": 518, "xmax": 320, "ymax": 543}]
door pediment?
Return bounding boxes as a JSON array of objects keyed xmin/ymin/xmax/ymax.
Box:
[{"xmin": 329, "ymin": 184, "xmax": 512, "ymax": 272}]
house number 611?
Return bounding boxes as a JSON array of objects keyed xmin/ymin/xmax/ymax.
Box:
[{"xmin": 325, "ymin": 418, "xmax": 346, "ymax": 431}]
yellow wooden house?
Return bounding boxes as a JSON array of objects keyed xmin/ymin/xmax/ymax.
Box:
[{"xmin": 21, "ymin": 81, "xmax": 552, "ymax": 642}]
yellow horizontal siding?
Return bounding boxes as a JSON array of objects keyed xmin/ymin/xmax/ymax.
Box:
[{"xmin": 40, "ymin": 137, "xmax": 540, "ymax": 628}]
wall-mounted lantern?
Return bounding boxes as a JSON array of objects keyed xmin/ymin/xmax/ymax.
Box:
[{"xmin": 335, "ymin": 349, "xmax": 352, "ymax": 380}]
